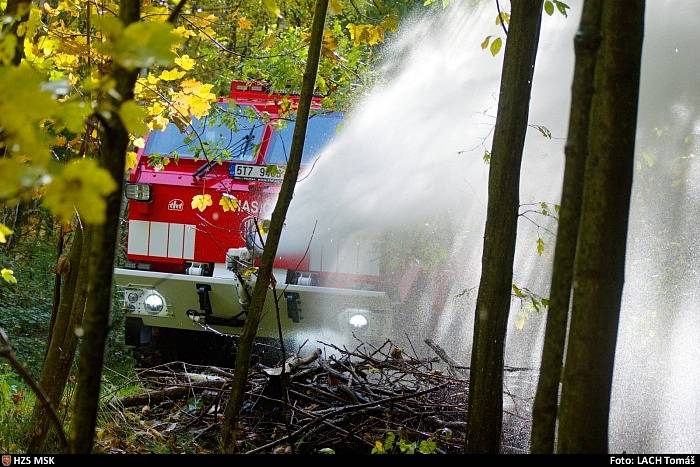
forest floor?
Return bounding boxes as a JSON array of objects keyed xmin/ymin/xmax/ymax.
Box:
[{"xmin": 95, "ymin": 340, "xmax": 534, "ymax": 454}]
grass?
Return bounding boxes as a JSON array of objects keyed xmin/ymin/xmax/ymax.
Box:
[{"xmin": 0, "ymin": 369, "xmax": 37, "ymax": 451}]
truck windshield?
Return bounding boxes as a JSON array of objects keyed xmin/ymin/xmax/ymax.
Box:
[
  {"xmin": 144, "ymin": 105, "xmax": 265, "ymax": 161},
  {"xmin": 265, "ymin": 111, "xmax": 343, "ymax": 165}
]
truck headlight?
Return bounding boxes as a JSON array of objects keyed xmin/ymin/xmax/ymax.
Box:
[
  {"xmin": 349, "ymin": 313, "xmax": 368, "ymax": 329},
  {"xmin": 125, "ymin": 183, "xmax": 152, "ymax": 201},
  {"xmin": 143, "ymin": 293, "xmax": 165, "ymax": 313}
]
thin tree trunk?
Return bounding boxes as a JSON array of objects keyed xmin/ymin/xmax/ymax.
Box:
[
  {"xmin": 465, "ymin": 0, "xmax": 543, "ymax": 453},
  {"xmin": 68, "ymin": 0, "xmax": 141, "ymax": 453},
  {"xmin": 530, "ymin": 0, "xmax": 603, "ymax": 453},
  {"xmin": 28, "ymin": 226, "xmax": 92, "ymax": 452},
  {"xmin": 556, "ymin": 0, "xmax": 645, "ymax": 453},
  {"xmin": 47, "ymin": 223, "xmax": 67, "ymax": 359},
  {"xmin": 218, "ymin": 0, "xmax": 329, "ymax": 453}
]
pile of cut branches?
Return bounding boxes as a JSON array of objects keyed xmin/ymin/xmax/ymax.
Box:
[{"xmin": 102, "ymin": 339, "xmax": 532, "ymax": 454}]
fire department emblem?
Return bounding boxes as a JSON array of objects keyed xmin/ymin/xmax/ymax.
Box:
[
  {"xmin": 168, "ymin": 199, "xmax": 184, "ymax": 211},
  {"xmin": 2, "ymin": 454, "xmax": 11, "ymax": 467}
]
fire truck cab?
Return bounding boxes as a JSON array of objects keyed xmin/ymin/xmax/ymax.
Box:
[{"xmin": 115, "ymin": 82, "xmax": 395, "ymax": 360}]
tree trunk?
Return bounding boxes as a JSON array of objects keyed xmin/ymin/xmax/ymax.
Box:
[
  {"xmin": 218, "ymin": 0, "xmax": 329, "ymax": 453},
  {"xmin": 465, "ymin": 1, "xmax": 543, "ymax": 453},
  {"xmin": 68, "ymin": 0, "xmax": 141, "ymax": 453},
  {"xmin": 556, "ymin": 0, "xmax": 645, "ymax": 453},
  {"xmin": 530, "ymin": 0, "xmax": 603, "ymax": 453},
  {"xmin": 28, "ymin": 226, "xmax": 92, "ymax": 452}
]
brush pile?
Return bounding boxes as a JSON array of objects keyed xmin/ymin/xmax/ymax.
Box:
[{"xmin": 101, "ymin": 338, "xmax": 533, "ymax": 454}]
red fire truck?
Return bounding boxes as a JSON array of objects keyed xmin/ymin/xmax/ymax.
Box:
[{"xmin": 114, "ymin": 81, "xmax": 439, "ymax": 362}]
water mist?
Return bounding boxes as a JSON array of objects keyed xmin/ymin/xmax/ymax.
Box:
[{"xmin": 277, "ymin": 0, "xmax": 699, "ymax": 452}]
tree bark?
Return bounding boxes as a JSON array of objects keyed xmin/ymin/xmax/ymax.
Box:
[
  {"xmin": 465, "ymin": 0, "xmax": 543, "ymax": 453},
  {"xmin": 218, "ymin": 0, "xmax": 329, "ymax": 453},
  {"xmin": 68, "ymin": 0, "xmax": 141, "ymax": 453},
  {"xmin": 556, "ymin": 0, "xmax": 645, "ymax": 453},
  {"xmin": 530, "ymin": 0, "xmax": 603, "ymax": 453}
]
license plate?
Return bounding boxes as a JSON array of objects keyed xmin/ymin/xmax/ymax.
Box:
[{"xmin": 231, "ymin": 164, "xmax": 284, "ymax": 181}]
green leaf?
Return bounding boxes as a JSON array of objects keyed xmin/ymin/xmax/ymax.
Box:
[
  {"xmin": 480, "ymin": 35, "xmax": 491, "ymax": 50},
  {"xmin": 554, "ymin": 0, "xmax": 570, "ymax": 17},
  {"xmin": 384, "ymin": 431, "xmax": 395, "ymax": 451},
  {"xmin": 113, "ymin": 22, "xmax": 180, "ymax": 69},
  {"xmin": 482, "ymin": 149, "xmax": 491, "ymax": 164},
  {"xmin": 512, "ymin": 284, "xmax": 525, "ymax": 298},
  {"xmin": 495, "ymin": 12, "xmax": 510, "ymax": 26},
  {"xmin": 531, "ymin": 124, "xmax": 552, "ymax": 139},
  {"xmin": 266, "ymin": 164, "xmax": 282, "ymax": 177},
  {"xmin": 318, "ymin": 448, "xmax": 335, "ymax": 454},
  {"xmin": 489, "ymin": 37, "xmax": 502, "ymax": 56},
  {"xmin": 118, "ymin": 100, "xmax": 148, "ymax": 136},
  {"xmin": 418, "ymin": 438, "xmax": 437, "ymax": 454},
  {"xmin": 544, "ymin": 0, "xmax": 554, "ymax": 15},
  {"xmin": 398, "ymin": 438, "xmax": 415, "ymax": 454},
  {"xmin": 536, "ymin": 237, "xmax": 545, "ymax": 256}
]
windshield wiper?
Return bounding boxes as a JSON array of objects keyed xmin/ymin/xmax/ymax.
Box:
[{"xmin": 192, "ymin": 131, "xmax": 255, "ymax": 180}]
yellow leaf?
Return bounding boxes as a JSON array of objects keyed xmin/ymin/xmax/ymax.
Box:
[
  {"xmin": 346, "ymin": 24, "xmax": 363, "ymax": 47},
  {"xmin": 490, "ymin": 36, "xmax": 503, "ymax": 56},
  {"xmin": 1, "ymin": 268, "xmax": 17, "ymax": 285},
  {"xmin": 125, "ymin": 151, "xmax": 138, "ymax": 171},
  {"xmin": 148, "ymin": 115, "xmax": 169, "ymax": 131},
  {"xmin": 146, "ymin": 73, "xmax": 160, "ymax": 85},
  {"xmin": 174, "ymin": 54, "xmax": 195, "ymax": 71},
  {"xmin": 366, "ymin": 25, "xmax": 384, "ymax": 45},
  {"xmin": 346, "ymin": 23, "xmax": 384, "ymax": 46},
  {"xmin": 0, "ymin": 223, "xmax": 13, "ymax": 243},
  {"xmin": 149, "ymin": 102, "xmax": 165, "ymax": 116},
  {"xmin": 257, "ymin": 219, "xmax": 270, "ymax": 236},
  {"xmin": 159, "ymin": 68, "xmax": 186, "ymax": 81},
  {"xmin": 219, "ymin": 193, "xmax": 239, "ymax": 212},
  {"xmin": 322, "ymin": 30, "xmax": 338, "ymax": 52},
  {"xmin": 43, "ymin": 159, "xmax": 118, "ymax": 224},
  {"xmin": 237, "ymin": 17, "xmax": 253, "ymax": 30},
  {"xmin": 171, "ymin": 79, "xmax": 216, "ymax": 118},
  {"xmin": 173, "ymin": 26, "xmax": 197, "ymax": 38},
  {"xmin": 328, "ymin": 0, "xmax": 343, "ymax": 15},
  {"xmin": 133, "ymin": 137, "xmax": 146, "ymax": 148},
  {"xmin": 373, "ymin": 440, "xmax": 385, "ymax": 454},
  {"xmin": 191, "ymin": 194, "xmax": 212, "ymax": 212}
]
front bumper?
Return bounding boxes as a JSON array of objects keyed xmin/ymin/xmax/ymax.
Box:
[{"xmin": 114, "ymin": 268, "xmax": 393, "ymax": 345}]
